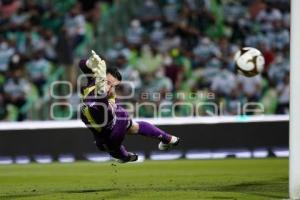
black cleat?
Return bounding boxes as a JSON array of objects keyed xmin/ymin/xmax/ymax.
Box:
[{"xmin": 117, "ymin": 152, "xmax": 138, "ymax": 163}]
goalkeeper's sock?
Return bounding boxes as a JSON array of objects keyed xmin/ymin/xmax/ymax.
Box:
[{"xmin": 137, "ymin": 121, "xmax": 171, "ymax": 144}]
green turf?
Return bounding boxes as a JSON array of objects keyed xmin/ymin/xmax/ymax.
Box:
[{"xmin": 0, "ymin": 159, "xmax": 288, "ymax": 200}]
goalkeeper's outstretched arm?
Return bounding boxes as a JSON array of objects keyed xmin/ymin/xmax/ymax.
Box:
[{"xmin": 79, "ymin": 50, "xmax": 107, "ymax": 95}]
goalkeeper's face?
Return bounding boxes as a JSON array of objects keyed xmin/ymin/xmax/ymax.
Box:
[{"xmin": 106, "ymin": 73, "xmax": 121, "ymax": 97}]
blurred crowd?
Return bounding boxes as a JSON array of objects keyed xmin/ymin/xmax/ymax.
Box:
[{"xmin": 0, "ymin": 0, "xmax": 290, "ymax": 121}]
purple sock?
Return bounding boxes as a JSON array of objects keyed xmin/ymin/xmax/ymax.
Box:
[{"xmin": 137, "ymin": 121, "xmax": 171, "ymax": 143}]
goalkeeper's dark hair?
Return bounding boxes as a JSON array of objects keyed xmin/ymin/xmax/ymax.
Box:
[{"xmin": 107, "ymin": 67, "xmax": 122, "ymax": 81}]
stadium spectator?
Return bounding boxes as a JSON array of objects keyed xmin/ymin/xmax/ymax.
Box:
[
  {"xmin": 150, "ymin": 21, "xmax": 166, "ymax": 45},
  {"xmin": 126, "ymin": 19, "xmax": 145, "ymax": 46},
  {"xmin": 64, "ymin": 3, "xmax": 86, "ymax": 49},
  {"xmin": 210, "ymin": 66, "xmax": 236, "ymax": 97},
  {"xmin": 0, "ymin": 0, "xmax": 21, "ymax": 18},
  {"xmin": 276, "ymin": 73, "xmax": 289, "ymax": 114},
  {"xmin": 115, "ymin": 54, "xmax": 142, "ymax": 94},
  {"xmin": 137, "ymin": 0, "xmax": 162, "ymax": 28},
  {"xmin": 0, "ymin": 0, "xmax": 291, "ymax": 121},
  {"xmin": 268, "ymin": 52, "xmax": 290, "ymax": 84},
  {"xmin": 0, "ymin": 37, "xmax": 15, "ymax": 73},
  {"xmin": 0, "ymin": 92, "xmax": 8, "ymax": 120},
  {"xmin": 162, "ymin": 0, "xmax": 180, "ymax": 23},
  {"xmin": 193, "ymin": 37, "xmax": 221, "ymax": 67},
  {"xmin": 3, "ymin": 68, "xmax": 30, "ymax": 121},
  {"xmin": 26, "ymin": 50, "xmax": 51, "ymax": 96}
]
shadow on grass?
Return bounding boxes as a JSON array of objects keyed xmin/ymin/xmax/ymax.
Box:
[
  {"xmin": 211, "ymin": 179, "xmax": 288, "ymax": 199},
  {"xmin": 0, "ymin": 178, "xmax": 287, "ymax": 199},
  {"xmin": 64, "ymin": 188, "xmax": 117, "ymax": 193},
  {"xmin": 0, "ymin": 193, "xmax": 45, "ymax": 200},
  {"xmin": 0, "ymin": 188, "xmax": 118, "ymax": 199}
]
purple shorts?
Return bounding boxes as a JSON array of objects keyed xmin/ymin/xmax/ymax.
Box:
[{"xmin": 81, "ymin": 105, "xmax": 132, "ymax": 152}]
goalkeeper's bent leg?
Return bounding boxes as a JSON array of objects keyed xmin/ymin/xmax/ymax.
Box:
[
  {"xmin": 109, "ymin": 145, "xmax": 129, "ymax": 160},
  {"xmin": 137, "ymin": 121, "xmax": 172, "ymax": 143},
  {"xmin": 108, "ymin": 145, "xmax": 138, "ymax": 163}
]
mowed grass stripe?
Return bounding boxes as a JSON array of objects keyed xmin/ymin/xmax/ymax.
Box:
[{"xmin": 0, "ymin": 159, "xmax": 288, "ymax": 200}]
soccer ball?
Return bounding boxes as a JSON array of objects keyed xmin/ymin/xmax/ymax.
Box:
[{"xmin": 234, "ymin": 47, "xmax": 265, "ymax": 77}]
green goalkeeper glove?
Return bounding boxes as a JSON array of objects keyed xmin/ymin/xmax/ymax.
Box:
[
  {"xmin": 86, "ymin": 50, "xmax": 107, "ymax": 95},
  {"xmin": 86, "ymin": 50, "xmax": 106, "ymax": 77}
]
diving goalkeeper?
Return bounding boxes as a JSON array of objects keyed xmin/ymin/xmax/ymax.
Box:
[{"xmin": 79, "ymin": 50, "xmax": 180, "ymax": 163}]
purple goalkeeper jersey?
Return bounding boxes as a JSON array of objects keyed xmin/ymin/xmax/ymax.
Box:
[
  {"xmin": 79, "ymin": 59, "xmax": 135, "ymax": 161},
  {"xmin": 78, "ymin": 59, "xmax": 172, "ymax": 161},
  {"xmin": 79, "ymin": 59, "xmax": 131, "ymax": 134}
]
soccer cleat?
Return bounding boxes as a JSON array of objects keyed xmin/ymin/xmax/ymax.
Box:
[
  {"xmin": 158, "ymin": 136, "xmax": 180, "ymax": 151},
  {"xmin": 116, "ymin": 152, "xmax": 138, "ymax": 163}
]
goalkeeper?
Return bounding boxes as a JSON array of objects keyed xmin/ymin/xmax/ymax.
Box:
[{"xmin": 79, "ymin": 51, "xmax": 180, "ymax": 163}]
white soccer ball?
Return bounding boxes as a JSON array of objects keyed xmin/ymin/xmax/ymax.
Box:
[{"xmin": 234, "ymin": 47, "xmax": 265, "ymax": 77}]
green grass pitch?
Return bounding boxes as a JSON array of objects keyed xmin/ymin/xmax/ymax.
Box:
[{"xmin": 0, "ymin": 158, "xmax": 287, "ymax": 200}]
